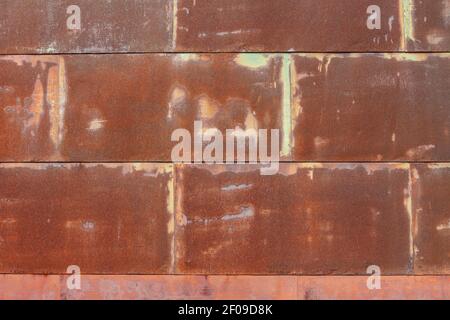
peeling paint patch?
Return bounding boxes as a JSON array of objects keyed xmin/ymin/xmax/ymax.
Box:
[
  {"xmin": 234, "ymin": 54, "xmax": 271, "ymax": 69},
  {"xmin": 427, "ymin": 32, "xmax": 446, "ymax": 45},
  {"xmin": 221, "ymin": 184, "xmax": 253, "ymax": 191},
  {"xmin": 222, "ymin": 206, "xmax": 255, "ymax": 221},
  {"xmin": 87, "ymin": 119, "xmax": 107, "ymax": 132},
  {"xmin": 406, "ymin": 144, "xmax": 436, "ymax": 159},
  {"xmin": 436, "ymin": 220, "xmax": 450, "ymax": 231},
  {"xmin": 174, "ymin": 53, "xmax": 202, "ymax": 63},
  {"xmin": 82, "ymin": 221, "xmax": 95, "ymax": 231}
]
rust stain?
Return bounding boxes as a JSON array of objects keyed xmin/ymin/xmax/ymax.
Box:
[
  {"xmin": 0, "ymin": 0, "xmax": 173, "ymax": 53},
  {"xmin": 291, "ymin": 53, "xmax": 450, "ymax": 161},
  {"xmin": 176, "ymin": 0, "xmax": 402, "ymax": 52},
  {"xmin": 1, "ymin": 54, "xmax": 284, "ymax": 161},
  {"xmin": 408, "ymin": 0, "xmax": 450, "ymax": 50},
  {"xmin": 0, "ymin": 163, "xmax": 172, "ymax": 274},
  {"xmin": 175, "ymin": 163, "xmax": 411, "ymax": 274},
  {"xmin": 412, "ymin": 164, "xmax": 450, "ymax": 274}
]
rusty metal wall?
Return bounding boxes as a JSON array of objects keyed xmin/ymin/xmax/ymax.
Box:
[
  {"xmin": 0, "ymin": 0, "xmax": 449, "ymax": 300},
  {"xmin": 0, "ymin": 0, "xmax": 449, "ymax": 53}
]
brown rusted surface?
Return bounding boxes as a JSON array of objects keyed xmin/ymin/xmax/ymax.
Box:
[
  {"xmin": 3, "ymin": 53, "xmax": 450, "ymax": 162},
  {"xmin": 0, "ymin": 163, "xmax": 172, "ymax": 274},
  {"xmin": 175, "ymin": 164, "xmax": 411, "ymax": 275},
  {"xmin": 0, "ymin": 56, "xmax": 64, "ymax": 160},
  {"xmin": 412, "ymin": 164, "xmax": 450, "ymax": 274},
  {"xmin": 291, "ymin": 53, "xmax": 450, "ymax": 161},
  {"xmin": 60, "ymin": 275, "xmax": 297, "ymax": 300},
  {"xmin": 0, "ymin": 275, "xmax": 60, "ymax": 300},
  {"xmin": 176, "ymin": 0, "xmax": 401, "ymax": 52},
  {"xmin": 0, "ymin": 0, "xmax": 173, "ymax": 53},
  {"xmin": 0, "ymin": 54, "xmax": 283, "ymax": 161},
  {"xmin": 409, "ymin": 0, "xmax": 450, "ymax": 51},
  {"xmin": 297, "ymin": 276, "xmax": 450, "ymax": 300}
]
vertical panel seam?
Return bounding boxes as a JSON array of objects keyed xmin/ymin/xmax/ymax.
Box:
[
  {"xmin": 407, "ymin": 163, "xmax": 415, "ymax": 274},
  {"xmin": 400, "ymin": 0, "xmax": 415, "ymax": 51},
  {"xmin": 172, "ymin": 0, "xmax": 178, "ymax": 51},
  {"xmin": 280, "ymin": 54, "xmax": 293, "ymax": 158},
  {"xmin": 167, "ymin": 164, "xmax": 176, "ymax": 274}
]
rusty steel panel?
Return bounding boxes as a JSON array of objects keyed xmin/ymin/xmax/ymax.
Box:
[
  {"xmin": 0, "ymin": 0, "xmax": 173, "ymax": 54},
  {"xmin": 291, "ymin": 53, "xmax": 450, "ymax": 161},
  {"xmin": 175, "ymin": 164, "xmax": 411, "ymax": 275},
  {"xmin": 60, "ymin": 275, "xmax": 298, "ymax": 300},
  {"xmin": 408, "ymin": 0, "xmax": 450, "ymax": 51},
  {"xmin": 0, "ymin": 54, "xmax": 283, "ymax": 161},
  {"xmin": 3, "ymin": 53, "xmax": 450, "ymax": 162},
  {"xmin": 0, "ymin": 275, "xmax": 60, "ymax": 300},
  {"xmin": 297, "ymin": 276, "xmax": 450, "ymax": 300},
  {"xmin": 412, "ymin": 164, "xmax": 450, "ymax": 274},
  {"xmin": 0, "ymin": 163, "xmax": 172, "ymax": 274},
  {"xmin": 176, "ymin": 0, "xmax": 402, "ymax": 52}
]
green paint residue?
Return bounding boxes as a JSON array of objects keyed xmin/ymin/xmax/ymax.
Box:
[
  {"xmin": 400, "ymin": 0, "xmax": 415, "ymax": 50},
  {"xmin": 234, "ymin": 54, "xmax": 270, "ymax": 69}
]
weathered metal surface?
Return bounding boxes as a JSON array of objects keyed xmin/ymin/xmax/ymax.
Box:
[
  {"xmin": 60, "ymin": 275, "xmax": 450, "ymax": 300},
  {"xmin": 176, "ymin": 0, "xmax": 402, "ymax": 52},
  {"xmin": 0, "ymin": 54, "xmax": 283, "ymax": 161},
  {"xmin": 0, "ymin": 0, "xmax": 173, "ymax": 53},
  {"xmin": 0, "ymin": 163, "xmax": 172, "ymax": 274},
  {"xmin": 0, "ymin": 0, "xmax": 449, "ymax": 54},
  {"xmin": 3, "ymin": 53, "xmax": 450, "ymax": 162},
  {"xmin": 408, "ymin": 0, "xmax": 450, "ymax": 51},
  {"xmin": 0, "ymin": 275, "xmax": 60, "ymax": 300},
  {"xmin": 291, "ymin": 53, "xmax": 450, "ymax": 161},
  {"xmin": 412, "ymin": 164, "xmax": 450, "ymax": 274},
  {"xmin": 60, "ymin": 275, "xmax": 298, "ymax": 300},
  {"xmin": 2, "ymin": 275, "xmax": 448, "ymax": 300},
  {"xmin": 297, "ymin": 276, "xmax": 450, "ymax": 300},
  {"xmin": 175, "ymin": 164, "xmax": 411, "ymax": 274}
]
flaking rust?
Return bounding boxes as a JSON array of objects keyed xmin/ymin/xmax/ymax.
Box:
[
  {"xmin": 1, "ymin": 54, "xmax": 284, "ymax": 161},
  {"xmin": 0, "ymin": 0, "xmax": 173, "ymax": 53},
  {"xmin": 407, "ymin": 0, "xmax": 450, "ymax": 50},
  {"xmin": 176, "ymin": 0, "xmax": 402, "ymax": 51},
  {"xmin": 0, "ymin": 163, "xmax": 172, "ymax": 274},
  {"xmin": 0, "ymin": 56, "xmax": 66, "ymax": 160},
  {"xmin": 291, "ymin": 53, "xmax": 450, "ymax": 161},
  {"xmin": 412, "ymin": 164, "xmax": 450, "ymax": 274}
]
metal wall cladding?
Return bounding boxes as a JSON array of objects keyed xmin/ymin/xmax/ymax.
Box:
[
  {"xmin": 0, "ymin": 0, "xmax": 173, "ymax": 53},
  {"xmin": 174, "ymin": 164, "xmax": 411, "ymax": 274},
  {"xmin": 176, "ymin": 0, "xmax": 402, "ymax": 52},
  {"xmin": 1, "ymin": 1, "xmax": 450, "ymax": 53},
  {"xmin": 0, "ymin": 54, "xmax": 283, "ymax": 161},
  {"xmin": 409, "ymin": 0, "xmax": 450, "ymax": 51},
  {"xmin": 0, "ymin": 0, "xmax": 449, "ymax": 299},
  {"xmin": 2, "ymin": 53, "xmax": 450, "ymax": 162},
  {"xmin": 291, "ymin": 53, "xmax": 450, "ymax": 161},
  {"xmin": 412, "ymin": 164, "xmax": 450, "ymax": 274},
  {"xmin": 0, "ymin": 163, "xmax": 172, "ymax": 274}
]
